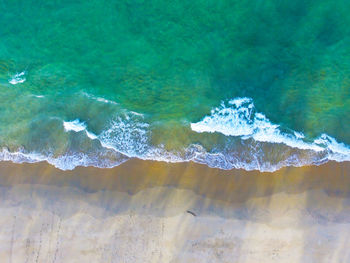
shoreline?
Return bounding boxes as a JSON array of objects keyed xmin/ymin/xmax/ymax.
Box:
[{"xmin": 0, "ymin": 160, "xmax": 349, "ymax": 262}]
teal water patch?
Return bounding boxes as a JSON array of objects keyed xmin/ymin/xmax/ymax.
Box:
[{"xmin": 0, "ymin": 0, "xmax": 349, "ymax": 170}]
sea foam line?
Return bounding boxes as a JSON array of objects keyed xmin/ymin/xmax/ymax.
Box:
[
  {"xmin": 1, "ymin": 98, "xmax": 349, "ymax": 172},
  {"xmin": 0, "ymin": 145, "xmax": 129, "ymax": 171},
  {"xmin": 82, "ymin": 92, "xmax": 118, "ymax": 105}
]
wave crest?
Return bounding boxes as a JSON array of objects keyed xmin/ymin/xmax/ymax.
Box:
[
  {"xmin": 191, "ymin": 97, "xmax": 350, "ymax": 161},
  {"xmin": 8, "ymin": 71, "xmax": 26, "ymax": 85}
]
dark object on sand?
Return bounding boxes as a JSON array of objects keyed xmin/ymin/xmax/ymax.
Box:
[{"xmin": 186, "ymin": 210, "xmax": 196, "ymax": 217}]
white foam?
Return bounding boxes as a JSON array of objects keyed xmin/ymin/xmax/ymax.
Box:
[
  {"xmin": 82, "ymin": 92, "xmax": 118, "ymax": 105},
  {"xmin": 190, "ymin": 97, "xmax": 350, "ymax": 155},
  {"xmin": 0, "ymin": 147, "xmax": 46, "ymax": 164},
  {"xmin": 98, "ymin": 113, "xmax": 150, "ymax": 157},
  {"xmin": 314, "ymin": 134, "xmax": 350, "ymax": 162},
  {"xmin": 36, "ymin": 108, "xmax": 350, "ymax": 172},
  {"xmin": 0, "ymin": 146, "xmax": 129, "ymax": 171},
  {"xmin": 1, "ymin": 100, "xmax": 349, "ymax": 172},
  {"xmin": 191, "ymin": 98, "xmax": 258, "ymax": 137},
  {"xmin": 63, "ymin": 119, "xmax": 98, "ymax": 140},
  {"xmin": 294, "ymin": 131, "xmax": 305, "ymax": 139},
  {"xmin": 63, "ymin": 119, "xmax": 87, "ymax": 132},
  {"xmin": 9, "ymin": 71, "xmax": 26, "ymax": 85},
  {"xmin": 95, "ymin": 97, "xmax": 118, "ymax": 104},
  {"xmin": 86, "ymin": 131, "xmax": 98, "ymax": 140}
]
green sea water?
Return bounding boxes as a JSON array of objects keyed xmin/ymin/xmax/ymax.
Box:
[{"xmin": 0, "ymin": 0, "xmax": 349, "ymax": 171}]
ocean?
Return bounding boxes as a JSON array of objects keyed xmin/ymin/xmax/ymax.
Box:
[{"xmin": 0, "ymin": 0, "xmax": 349, "ymax": 171}]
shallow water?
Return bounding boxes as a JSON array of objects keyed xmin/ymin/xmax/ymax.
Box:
[{"xmin": 0, "ymin": 0, "xmax": 349, "ymax": 170}]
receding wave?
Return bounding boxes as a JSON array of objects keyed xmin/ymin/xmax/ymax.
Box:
[
  {"xmin": 0, "ymin": 146, "xmax": 129, "ymax": 170},
  {"xmin": 1, "ymin": 97, "xmax": 349, "ymax": 172}
]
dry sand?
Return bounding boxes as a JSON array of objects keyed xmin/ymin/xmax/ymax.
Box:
[{"xmin": 0, "ymin": 160, "xmax": 349, "ymax": 262}]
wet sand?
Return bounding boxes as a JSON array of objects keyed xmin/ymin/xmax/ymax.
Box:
[{"xmin": 0, "ymin": 160, "xmax": 349, "ymax": 262}]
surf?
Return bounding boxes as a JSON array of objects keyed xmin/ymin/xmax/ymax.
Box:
[{"xmin": 1, "ymin": 97, "xmax": 349, "ymax": 172}]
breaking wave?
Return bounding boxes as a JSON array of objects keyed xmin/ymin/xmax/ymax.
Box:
[
  {"xmin": 8, "ymin": 71, "xmax": 26, "ymax": 85},
  {"xmin": 1, "ymin": 97, "xmax": 349, "ymax": 172},
  {"xmin": 191, "ymin": 98, "xmax": 347, "ymax": 152},
  {"xmin": 191, "ymin": 97, "xmax": 350, "ymax": 166}
]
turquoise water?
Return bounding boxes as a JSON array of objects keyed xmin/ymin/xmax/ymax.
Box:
[{"xmin": 0, "ymin": 0, "xmax": 349, "ymax": 171}]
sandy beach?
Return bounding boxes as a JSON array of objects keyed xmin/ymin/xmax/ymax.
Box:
[
  {"xmin": 0, "ymin": 160, "xmax": 349, "ymax": 262},
  {"xmin": 2, "ymin": 1, "xmax": 350, "ymax": 262}
]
